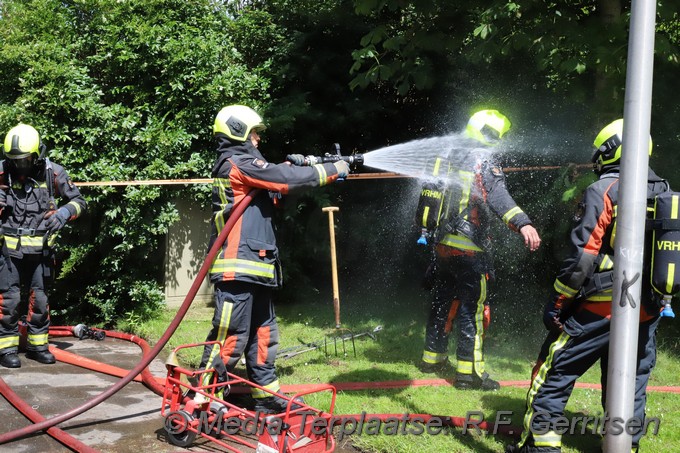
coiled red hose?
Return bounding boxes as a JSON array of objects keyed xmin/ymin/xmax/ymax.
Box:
[{"xmin": 48, "ymin": 327, "xmax": 166, "ymax": 395}]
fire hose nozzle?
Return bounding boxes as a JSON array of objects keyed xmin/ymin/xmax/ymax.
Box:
[
  {"xmin": 315, "ymin": 153, "xmax": 364, "ymax": 169},
  {"xmin": 73, "ymin": 324, "xmax": 107, "ymax": 341},
  {"xmin": 286, "ymin": 143, "xmax": 364, "ymax": 171},
  {"xmin": 343, "ymin": 153, "xmax": 364, "ymax": 168}
]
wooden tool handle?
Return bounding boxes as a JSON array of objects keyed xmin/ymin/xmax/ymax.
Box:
[{"xmin": 323, "ymin": 206, "xmax": 341, "ymax": 328}]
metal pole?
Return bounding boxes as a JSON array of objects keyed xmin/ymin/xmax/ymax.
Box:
[{"xmin": 604, "ymin": 0, "xmax": 657, "ymax": 451}]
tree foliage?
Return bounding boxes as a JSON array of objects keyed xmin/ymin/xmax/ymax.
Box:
[
  {"xmin": 350, "ymin": 0, "xmax": 680, "ymax": 117},
  {"xmin": 1, "ymin": 0, "xmax": 678, "ymax": 326},
  {"xmin": 0, "ymin": 0, "xmax": 268, "ymax": 324}
]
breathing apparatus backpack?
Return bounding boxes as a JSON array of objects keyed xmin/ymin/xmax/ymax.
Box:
[
  {"xmin": 650, "ymin": 191, "xmax": 680, "ymax": 317},
  {"xmin": 415, "ymin": 157, "xmax": 452, "ymax": 245},
  {"xmin": 576, "ymin": 186, "xmax": 680, "ymax": 318}
]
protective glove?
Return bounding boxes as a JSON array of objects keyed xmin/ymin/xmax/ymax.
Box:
[
  {"xmin": 543, "ymin": 293, "xmax": 572, "ymax": 334},
  {"xmin": 44, "ymin": 207, "xmax": 70, "ymax": 233},
  {"xmin": 287, "ymin": 154, "xmax": 306, "ymax": 166},
  {"xmin": 333, "ymin": 160, "xmax": 350, "ymax": 178},
  {"xmin": 286, "ymin": 154, "xmax": 320, "ymax": 166}
]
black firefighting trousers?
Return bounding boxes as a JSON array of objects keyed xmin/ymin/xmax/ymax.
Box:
[
  {"xmin": 199, "ymin": 281, "xmax": 280, "ymax": 399},
  {"xmin": 0, "ymin": 254, "xmax": 52, "ymax": 355},
  {"xmin": 422, "ymin": 254, "xmax": 488, "ymax": 377},
  {"xmin": 518, "ymin": 310, "xmax": 660, "ymax": 449}
]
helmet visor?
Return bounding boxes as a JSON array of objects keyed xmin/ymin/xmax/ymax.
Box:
[
  {"xmin": 479, "ymin": 124, "xmax": 502, "ymax": 145},
  {"xmin": 13, "ymin": 156, "xmax": 33, "ymax": 169}
]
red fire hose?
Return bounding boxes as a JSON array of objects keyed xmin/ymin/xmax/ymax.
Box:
[
  {"xmin": 48, "ymin": 327, "xmax": 166, "ymax": 394},
  {"xmin": 0, "ymin": 378, "xmax": 98, "ymax": 452},
  {"xmin": 0, "ymin": 189, "xmax": 260, "ymax": 445},
  {"xmin": 11, "ymin": 322, "xmax": 680, "ymax": 448},
  {"xmin": 4, "ymin": 179, "xmax": 680, "ymax": 447}
]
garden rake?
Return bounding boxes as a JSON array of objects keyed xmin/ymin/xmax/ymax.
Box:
[{"xmin": 322, "ymin": 206, "xmax": 356, "ymax": 357}]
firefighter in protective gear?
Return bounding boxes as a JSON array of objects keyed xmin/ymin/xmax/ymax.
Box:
[
  {"xmin": 418, "ymin": 109, "xmax": 541, "ymax": 390},
  {"xmin": 0, "ymin": 124, "xmax": 86, "ymax": 368},
  {"xmin": 199, "ymin": 105, "xmax": 349, "ymax": 413},
  {"xmin": 507, "ymin": 119, "xmax": 667, "ymax": 453}
]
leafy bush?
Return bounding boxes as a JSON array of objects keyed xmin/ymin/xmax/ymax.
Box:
[{"xmin": 0, "ymin": 0, "xmax": 269, "ymax": 325}]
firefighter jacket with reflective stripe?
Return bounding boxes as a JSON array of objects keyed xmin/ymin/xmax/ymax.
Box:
[
  {"xmin": 553, "ymin": 168, "xmax": 669, "ymax": 304},
  {"xmin": 437, "ymin": 153, "xmax": 532, "ymax": 253},
  {"xmin": 0, "ymin": 160, "xmax": 86, "ymax": 258},
  {"xmin": 208, "ymin": 138, "xmax": 342, "ymax": 286}
]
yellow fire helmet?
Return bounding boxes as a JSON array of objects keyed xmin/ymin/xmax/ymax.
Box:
[
  {"xmin": 213, "ymin": 105, "xmax": 266, "ymax": 142},
  {"xmin": 2, "ymin": 123, "xmax": 44, "ymax": 160},
  {"xmin": 592, "ymin": 118, "xmax": 653, "ymax": 168},
  {"xmin": 465, "ymin": 109, "xmax": 512, "ymax": 146}
]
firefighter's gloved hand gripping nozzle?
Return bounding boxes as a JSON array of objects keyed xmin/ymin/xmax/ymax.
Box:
[{"xmin": 286, "ymin": 143, "xmax": 364, "ymax": 177}]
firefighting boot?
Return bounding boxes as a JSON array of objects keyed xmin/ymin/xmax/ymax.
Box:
[
  {"xmin": 418, "ymin": 357, "xmax": 455, "ymax": 374},
  {"xmin": 505, "ymin": 444, "xmax": 561, "ymax": 453},
  {"xmin": 26, "ymin": 350, "xmax": 56, "ymax": 364},
  {"xmin": 454, "ymin": 371, "xmax": 500, "ymax": 391},
  {"xmin": 253, "ymin": 395, "xmax": 305, "ymax": 414},
  {"xmin": 0, "ymin": 351, "xmax": 21, "ymax": 368}
]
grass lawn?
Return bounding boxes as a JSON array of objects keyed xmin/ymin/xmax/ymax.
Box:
[{"xmin": 128, "ymin": 278, "xmax": 680, "ymax": 453}]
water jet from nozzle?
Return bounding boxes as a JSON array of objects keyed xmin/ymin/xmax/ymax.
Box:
[{"xmin": 361, "ymin": 133, "xmax": 495, "ymax": 180}]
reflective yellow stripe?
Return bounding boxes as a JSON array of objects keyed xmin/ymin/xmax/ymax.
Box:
[
  {"xmin": 432, "ymin": 158, "xmax": 442, "ymax": 176},
  {"xmin": 421, "ymin": 206, "xmax": 430, "ymax": 228},
  {"xmin": 422, "ymin": 350, "xmax": 447, "ymax": 364},
  {"xmin": 252, "ymin": 380, "xmax": 280, "ymax": 399},
  {"xmin": 213, "ymin": 178, "xmax": 231, "ymax": 232},
  {"xmin": 553, "ymin": 279, "xmax": 578, "ymax": 298},
  {"xmin": 519, "ymin": 332, "xmax": 569, "ymax": 448},
  {"xmin": 67, "ymin": 200, "xmax": 82, "ymax": 217},
  {"xmin": 439, "ymin": 233, "xmax": 483, "ymax": 252},
  {"xmin": 599, "ymin": 255, "xmax": 614, "ymax": 271},
  {"xmin": 457, "ymin": 360, "xmax": 473, "ymax": 374},
  {"xmin": 20, "ymin": 236, "xmax": 44, "ymax": 247},
  {"xmin": 4, "ymin": 236, "xmax": 18, "ymax": 249},
  {"xmin": 210, "ymin": 258, "xmax": 275, "ymax": 278},
  {"xmin": 667, "ymin": 263, "xmax": 676, "ymax": 294},
  {"xmin": 1, "ymin": 235, "xmax": 55, "ymax": 250},
  {"xmin": 502, "ymin": 206, "xmax": 524, "ymax": 224},
  {"xmin": 473, "ymin": 274, "xmax": 487, "ymax": 374},
  {"xmin": 457, "ymin": 170, "xmax": 473, "ymax": 216},
  {"xmin": 534, "ymin": 430, "xmax": 562, "ymax": 447},
  {"xmin": 314, "ymin": 164, "xmax": 328, "ymax": 186},
  {"xmin": 0, "ymin": 336, "xmax": 20, "ymax": 349},
  {"xmin": 672, "ymin": 194, "xmax": 679, "ymax": 219},
  {"xmin": 202, "ymin": 301, "xmax": 235, "ymax": 387},
  {"xmin": 28, "ymin": 333, "xmax": 49, "ymax": 346},
  {"xmin": 586, "ymin": 291, "xmax": 613, "ymax": 301}
]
